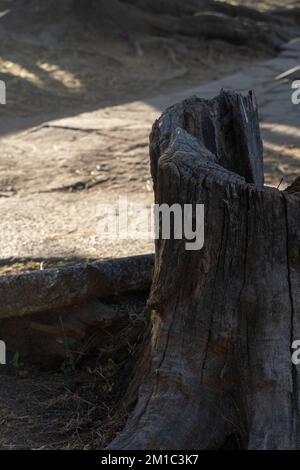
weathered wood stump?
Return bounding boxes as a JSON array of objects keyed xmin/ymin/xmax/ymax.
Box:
[{"xmin": 109, "ymin": 90, "xmax": 300, "ymax": 450}]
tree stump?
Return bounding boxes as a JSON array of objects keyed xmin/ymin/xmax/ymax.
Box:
[{"xmin": 108, "ymin": 90, "xmax": 300, "ymax": 450}]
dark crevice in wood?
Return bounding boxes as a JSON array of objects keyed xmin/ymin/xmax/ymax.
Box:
[{"xmin": 282, "ymin": 192, "xmax": 298, "ymax": 445}]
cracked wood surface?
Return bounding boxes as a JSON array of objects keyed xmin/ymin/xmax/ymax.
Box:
[{"xmin": 108, "ymin": 91, "xmax": 300, "ymax": 450}]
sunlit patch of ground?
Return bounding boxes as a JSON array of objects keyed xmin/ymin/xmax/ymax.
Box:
[
  {"xmin": 262, "ymin": 122, "xmax": 300, "ymax": 187},
  {"xmin": 229, "ymin": 0, "xmax": 297, "ymax": 11}
]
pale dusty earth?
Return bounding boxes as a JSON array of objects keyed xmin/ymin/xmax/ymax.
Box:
[
  {"xmin": 0, "ymin": 0, "xmax": 299, "ymax": 451},
  {"xmin": 1, "ymin": 0, "xmax": 299, "ymax": 274}
]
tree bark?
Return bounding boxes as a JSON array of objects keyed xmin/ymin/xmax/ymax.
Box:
[
  {"xmin": 0, "ymin": 254, "xmax": 153, "ymax": 319},
  {"xmin": 108, "ymin": 90, "xmax": 300, "ymax": 450}
]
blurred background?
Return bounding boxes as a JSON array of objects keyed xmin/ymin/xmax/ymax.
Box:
[
  {"xmin": 0, "ymin": 0, "xmax": 294, "ymax": 126},
  {"xmin": 0, "ymin": 0, "xmax": 299, "ymax": 272}
]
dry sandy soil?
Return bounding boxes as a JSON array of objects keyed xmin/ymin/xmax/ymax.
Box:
[
  {"xmin": 0, "ymin": 0, "xmax": 299, "ymax": 450},
  {"xmin": 0, "ymin": 0, "xmax": 280, "ymax": 272}
]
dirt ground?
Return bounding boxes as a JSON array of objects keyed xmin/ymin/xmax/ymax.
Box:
[
  {"xmin": 0, "ymin": 0, "xmax": 300, "ymax": 450},
  {"xmin": 0, "ymin": 0, "xmax": 292, "ymax": 271},
  {"xmin": 0, "ymin": 291, "xmax": 148, "ymax": 449}
]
